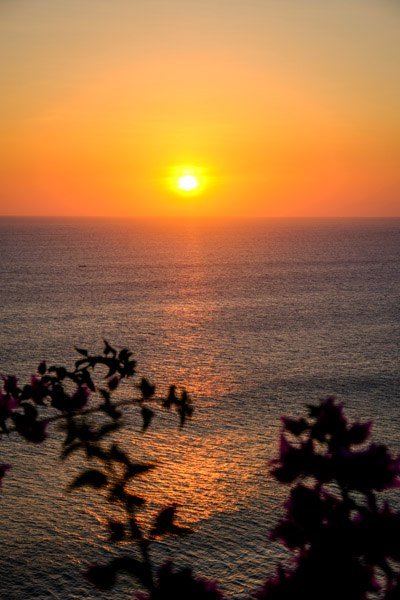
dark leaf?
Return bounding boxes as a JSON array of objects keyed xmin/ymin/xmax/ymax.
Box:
[
  {"xmin": 21, "ymin": 402, "xmax": 38, "ymax": 420},
  {"xmin": 124, "ymin": 359, "xmax": 136, "ymax": 377},
  {"xmin": 110, "ymin": 444, "xmax": 131, "ymax": 466},
  {"xmin": 108, "ymin": 376, "xmax": 119, "ymax": 391},
  {"xmin": 101, "ymin": 404, "xmax": 122, "ymax": 420},
  {"xmin": 62, "ymin": 419, "xmax": 78, "ymax": 446},
  {"xmin": 75, "ymin": 359, "xmax": 88, "ymax": 370},
  {"xmin": 85, "ymin": 444, "xmax": 109, "ymax": 461},
  {"xmin": 20, "ymin": 384, "xmax": 32, "ymax": 400},
  {"xmin": 99, "ymin": 388, "xmax": 110, "ymax": 402},
  {"xmin": 151, "ymin": 504, "xmax": 177, "ymax": 536},
  {"xmin": 79, "ymin": 369, "xmax": 95, "ymax": 392},
  {"xmin": 124, "ymin": 462, "xmax": 155, "ymax": 481},
  {"xmin": 139, "ymin": 378, "xmax": 156, "ymax": 400},
  {"xmin": 141, "ymin": 406, "xmax": 154, "ymax": 431},
  {"xmin": 108, "ymin": 520, "xmax": 125, "ymax": 542},
  {"xmin": 75, "ymin": 347, "xmax": 88, "ymax": 357},
  {"xmin": 85, "ymin": 564, "xmax": 116, "ymax": 590},
  {"xmin": 61, "ymin": 441, "xmax": 83, "ymax": 460},
  {"xmin": 48, "ymin": 366, "xmax": 67, "ymax": 380},
  {"xmin": 118, "ymin": 348, "xmax": 132, "ymax": 361},
  {"xmin": 69, "ymin": 469, "xmax": 108, "ymax": 491},
  {"xmin": 106, "ymin": 361, "xmax": 119, "ymax": 378},
  {"xmin": 109, "ymin": 483, "xmax": 127, "ymax": 503},
  {"xmin": 129, "ymin": 517, "xmax": 142, "ymax": 540},
  {"xmin": 103, "ymin": 339, "xmax": 117, "ymax": 357},
  {"xmin": 96, "ymin": 422, "xmax": 122, "ymax": 440},
  {"xmin": 126, "ymin": 493, "xmax": 145, "ymax": 509},
  {"xmin": 12, "ymin": 413, "xmax": 48, "ymax": 443},
  {"xmin": 38, "ymin": 361, "xmax": 47, "ymax": 375},
  {"xmin": 163, "ymin": 385, "xmax": 177, "ymax": 408}
]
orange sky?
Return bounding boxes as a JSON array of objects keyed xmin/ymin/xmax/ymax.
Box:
[{"xmin": 0, "ymin": 0, "xmax": 399, "ymax": 217}]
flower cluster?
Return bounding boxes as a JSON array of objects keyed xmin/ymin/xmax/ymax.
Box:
[
  {"xmin": 255, "ymin": 397, "xmax": 400, "ymax": 600},
  {"xmin": 0, "ymin": 343, "xmax": 141, "ymax": 449}
]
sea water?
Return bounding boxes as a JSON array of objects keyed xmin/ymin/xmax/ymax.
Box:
[{"xmin": 0, "ymin": 217, "xmax": 399, "ymax": 598}]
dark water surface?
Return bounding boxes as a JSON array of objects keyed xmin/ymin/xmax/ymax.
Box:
[{"xmin": 0, "ymin": 218, "xmax": 399, "ymax": 598}]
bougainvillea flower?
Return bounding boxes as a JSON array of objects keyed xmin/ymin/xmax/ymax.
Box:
[
  {"xmin": 70, "ymin": 386, "xmax": 90, "ymax": 411},
  {"xmin": 334, "ymin": 444, "xmax": 400, "ymax": 492},
  {"xmin": 272, "ymin": 436, "xmax": 315, "ymax": 483},
  {"xmin": 0, "ymin": 392, "xmax": 19, "ymax": 416}
]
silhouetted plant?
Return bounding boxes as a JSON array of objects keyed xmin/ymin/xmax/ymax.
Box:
[
  {"xmin": 2, "ymin": 348, "xmax": 400, "ymax": 599},
  {"xmin": 255, "ymin": 397, "xmax": 400, "ymax": 600},
  {"xmin": 0, "ymin": 342, "xmax": 201, "ymax": 597}
]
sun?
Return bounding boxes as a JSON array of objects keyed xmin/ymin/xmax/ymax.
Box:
[
  {"xmin": 177, "ymin": 174, "xmax": 199, "ymax": 192},
  {"xmin": 167, "ymin": 165, "xmax": 206, "ymax": 196}
]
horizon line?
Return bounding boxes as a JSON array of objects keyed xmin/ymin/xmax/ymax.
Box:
[{"xmin": 1, "ymin": 215, "xmax": 399, "ymax": 220}]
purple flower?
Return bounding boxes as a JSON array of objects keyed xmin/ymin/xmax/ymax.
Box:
[
  {"xmin": 347, "ymin": 421, "xmax": 372, "ymax": 446},
  {"xmin": 70, "ymin": 386, "xmax": 90, "ymax": 411},
  {"xmin": 354, "ymin": 504, "xmax": 400, "ymax": 563},
  {"xmin": 335, "ymin": 444, "xmax": 400, "ymax": 492},
  {"xmin": 272, "ymin": 435, "xmax": 315, "ymax": 483},
  {"xmin": 281, "ymin": 416, "xmax": 308, "ymax": 437},
  {"xmin": 0, "ymin": 392, "xmax": 18, "ymax": 415},
  {"xmin": 310, "ymin": 397, "xmax": 347, "ymax": 442},
  {"xmin": 271, "ymin": 485, "xmax": 342, "ymax": 550},
  {"xmin": 268, "ymin": 398, "xmax": 400, "ymax": 600}
]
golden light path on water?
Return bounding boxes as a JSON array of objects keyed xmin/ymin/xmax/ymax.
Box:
[
  {"xmin": 80, "ymin": 315, "xmax": 278, "ymax": 532},
  {"xmin": 80, "ymin": 282, "xmax": 275, "ymax": 539}
]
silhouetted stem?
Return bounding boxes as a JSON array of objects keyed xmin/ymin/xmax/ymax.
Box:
[{"xmin": 0, "ymin": 396, "xmax": 166, "ymax": 438}]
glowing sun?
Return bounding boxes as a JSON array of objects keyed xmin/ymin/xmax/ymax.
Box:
[
  {"xmin": 167, "ymin": 164, "xmax": 207, "ymax": 196},
  {"xmin": 177, "ymin": 174, "xmax": 200, "ymax": 192}
]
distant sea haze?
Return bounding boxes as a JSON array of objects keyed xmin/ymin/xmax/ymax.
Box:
[{"xmin": 0, "ymin": 217, "xmax": 399, "ymax": 599}]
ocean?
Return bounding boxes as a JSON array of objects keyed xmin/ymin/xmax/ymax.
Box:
[{"xmin": 0, "ymin": 217, "xmax": 399, "ymax": 599}]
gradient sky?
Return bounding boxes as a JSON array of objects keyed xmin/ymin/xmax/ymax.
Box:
[{"xmin": 1, "ymin": 0, "xmax": 399, "ymax": 217}]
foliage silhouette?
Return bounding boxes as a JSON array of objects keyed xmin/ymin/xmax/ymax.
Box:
[
  {"xmin": 0, "ymin": 342, "xmax": 195, "ymax": 596},
  {"xmin": 255, "ymin": 397, "xmax": 400, "ymax": 600},
  {"xmin": 1, "ymin": 345, "xmax": 400, "ymax": 599}
]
